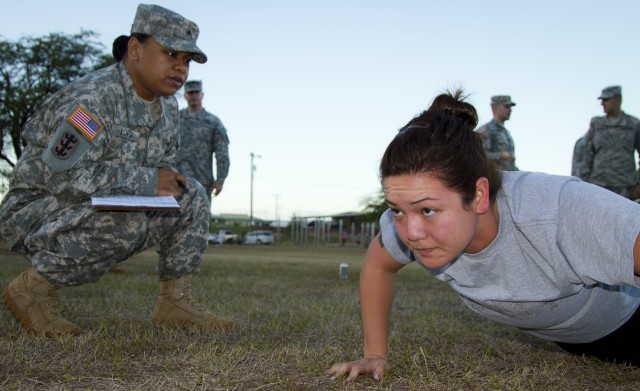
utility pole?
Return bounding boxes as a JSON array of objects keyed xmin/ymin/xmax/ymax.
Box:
[
  {"xmin": 250, "ymin": 152, "xmax": 261, "ymax": 227},
  {"xmin": 272, "ymin": 193, "xmax": 281, "ymax": 243}
]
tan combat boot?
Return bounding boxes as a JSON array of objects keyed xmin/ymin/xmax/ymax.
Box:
[
  {"xmin": 151, "ymin": 274, "xmax": 232, "ymax": 331},
  {"xmin": 2, "ymin": 268, "xmax": 79, "ymax": 336}
]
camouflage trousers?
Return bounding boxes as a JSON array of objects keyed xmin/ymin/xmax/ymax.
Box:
[{"xmin": 21, "ymin": 178, "xmax": 210, "ymax": 287}]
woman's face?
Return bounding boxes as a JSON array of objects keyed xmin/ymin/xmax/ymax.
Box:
[
  {"xmin": 128, "ymin": 38, "xmax": 194, "ymax": 100},
  {"xmin": 383, "ymin": 173, "xmax": 487, "ymax": 269}
]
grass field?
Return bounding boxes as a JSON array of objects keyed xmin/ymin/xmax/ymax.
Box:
[{"xmin": 2, "ymin": 244, "xmax": 640, "ymax": 390}]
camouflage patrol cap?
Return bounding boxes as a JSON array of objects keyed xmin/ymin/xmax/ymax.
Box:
[
  {"xmin": 491, "ymin": 95, "xmax": 516, "ymax": 106},
  {"xmin": 598, "ymin": 85, "xmax": 622, "ymax": 100},
  {"xmin": 131, "ymin": 4, "xmax": 207, "ymax": 64},
  {"xmin": 184, "ymin": 80, "xmax": 202, "ymax": 93}
]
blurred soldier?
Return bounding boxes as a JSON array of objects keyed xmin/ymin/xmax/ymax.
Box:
[
  {"xmin": 0, "ymin": 4, "xmax": 232, "ymax": 336},
  {"xmin": 176, "ymin": 80, "xmax": 230, "ymax": 206},
  {"xmin": 582, "ymin": 86, "xmax": 640, "ymax": 199},
  {"xmin": 475, "ymin": 95, "xmax": 518, "ymax": 171},
  {"xmin": 571, "ymin": 132, "xmax": 589, "ymax": 180}
]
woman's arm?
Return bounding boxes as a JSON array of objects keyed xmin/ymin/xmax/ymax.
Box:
[{"xmin": 327, "ymin": 233, "xmax": 405, "ymax": 381}]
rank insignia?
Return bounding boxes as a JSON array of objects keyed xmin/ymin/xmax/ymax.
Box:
[{"xmin": 68, "ymin": 106, "xmax": 104, "ymax": 140}]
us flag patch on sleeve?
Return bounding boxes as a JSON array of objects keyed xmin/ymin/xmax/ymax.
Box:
[{"xmin": 67, "ymin": 106, "xmax": 104, "ymax": 140}]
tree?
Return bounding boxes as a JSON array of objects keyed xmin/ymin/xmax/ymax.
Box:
[
  {"xmin": 0, "ymin": 30, "xmax": 113, "ymax": 186},
  {"xmin": 360, "ymin": 188, "xmax": 388, "ymax": 222}
]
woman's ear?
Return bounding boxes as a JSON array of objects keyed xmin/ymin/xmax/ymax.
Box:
[
  {"xmin": 474, "ymin": 177, "xmax": 491, "ymax": 215},
  {"xmin": 127, "ymin": 37, "xmax": 141, "ymax": 61}
]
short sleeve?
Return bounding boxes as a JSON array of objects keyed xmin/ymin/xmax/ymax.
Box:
[{"xmin": 557, "ymin": 180, "xmax": 640, "ymax": 286}]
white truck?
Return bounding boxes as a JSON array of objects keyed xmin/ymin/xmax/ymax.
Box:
[
  {"xmin": 218, "ymin": 229, "xmax": 240, "ymax": 244},
  {"xmin": 208, "ymin": 229, "xmax": 241, "ymax": 245}
]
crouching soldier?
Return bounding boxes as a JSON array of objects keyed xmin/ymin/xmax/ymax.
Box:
[{"xmin": 0, "ymin": 4, "xmax": 232, "ymax": 336}]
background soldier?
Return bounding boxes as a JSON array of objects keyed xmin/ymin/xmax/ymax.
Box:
[
  {"xmin": 176, "ymin": 80, "xmax": 230, "ymax": 206},
  {"xmin": 571, "ymin": 132, "xmax": 589, "ymax": 180},
  {"xmin": 582, "ymin": 86, "xmax": 640, "ymax": 199},
  {"xmin": 475, "ymin": 95, "xmax": 518, "ymax": 171}
]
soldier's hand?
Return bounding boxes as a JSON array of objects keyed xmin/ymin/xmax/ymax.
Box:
[
  {"xmin": 212, "ymin": 182, "xmax": 223, "ymax": 196},
  {"xmin": 157, "ymin": 168, "xmax": 187, "ymax": 197},
  {"xmin": 501, "ymin": 151, "xmax": 515, "ymax": 162}
]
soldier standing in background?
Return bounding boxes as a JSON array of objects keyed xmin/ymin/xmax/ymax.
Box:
[
  {"xmin": 571, "ymin": 132, "xmax": 589, "ymax": 180},
  {"xmin": 582, "ymin": 86, "xmax": 640, "ymax": 199},
  {"xmin": 176, "ymin": 80, "xmax": 230, "ymax": 206},
  {"xmin": 475, "ymin": 95, "xmax": 518, "ymax": 171}
]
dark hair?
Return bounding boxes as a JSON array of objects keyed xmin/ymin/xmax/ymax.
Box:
[
  {"xmin": 112, "ymin": 33, "xmax": 151, "ymax": 61},
  {"xmin": 379, "ymin": 89, "xmax": 502, "ymax": 205}
]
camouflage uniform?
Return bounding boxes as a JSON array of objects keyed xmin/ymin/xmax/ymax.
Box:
[
  {"xmin": 475, "ymin": 119, "xmax": 518, "ymax": 171},
  {"xmin": 582, "ymin": 114, "xmax": 640, "ymax": 197},
  {"xmin": 582, "ymin": 86, "xmax": 640, "ymax": 198},
  {"xmin": 176, "ymin": 104, "xmax": 230, "ymax": 204},
  {"xmin": 571, "ymin": 134, "xmax": 589, "ymax": 179},
  {"xmin": 0, "ymin": 4, "xmax": 234, "ymax": 335},
  {"xmin": 0, "ymin": 62, "xmax": 210, "ymax": 286}
]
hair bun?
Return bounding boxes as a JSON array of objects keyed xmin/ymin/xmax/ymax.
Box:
[
  {"xmin": 400, "ymin": 89, "xmax": 478, "ymax": 133},
  {"xmin": 426, "ymin": 89, "xmax": 478, "ymax": 129},
  {"xmin": 112, "ymin": 35, "xmax": 131, "ymax": 61}
]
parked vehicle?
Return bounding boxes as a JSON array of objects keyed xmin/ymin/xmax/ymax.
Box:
[
  {"xmin": 218, "ymin": 230, "xmax": 241, "ymax": 244},
  {"xmin": 243, "ymin": 230, "xmax": 274, "ymax": 245},
  {"xmin": 208, "ymin": 230, "xmax": 240, "ymax": 245},
  {"xmin": 207, "ymin": 233, "xmax": 222, "ymax": 245}
]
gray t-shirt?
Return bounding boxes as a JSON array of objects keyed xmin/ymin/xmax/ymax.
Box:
[{"xmin": 380, "ymin": 171, "xmax": 640, "ymax": 343}]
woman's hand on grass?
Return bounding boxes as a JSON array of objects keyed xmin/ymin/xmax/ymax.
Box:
[{"xmin": 327, "ymin": 356, "xmax": 388, "ymax": 381}]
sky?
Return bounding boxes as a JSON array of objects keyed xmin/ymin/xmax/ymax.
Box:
[{"xmin": 3, "ymin": 0, "xmax": 639, "ymax": 222}]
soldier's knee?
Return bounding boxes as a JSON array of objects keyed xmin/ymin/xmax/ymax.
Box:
[{"xmin": 179, "ymin": 178, "xmax": 209, "ymax": 216}]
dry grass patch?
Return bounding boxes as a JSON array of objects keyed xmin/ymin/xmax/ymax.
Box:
[{"xmin": 1, "ymin": 244, "xmax": 640, "ymax": 390}]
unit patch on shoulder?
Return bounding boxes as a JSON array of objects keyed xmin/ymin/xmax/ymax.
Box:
[
  {"xmin": 68, "ymin": 106, "xmax": 104, "ymax": 140},
  {"xmin": 52, "ymin": 131, "xmax": 79, "ymax": 160}
]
